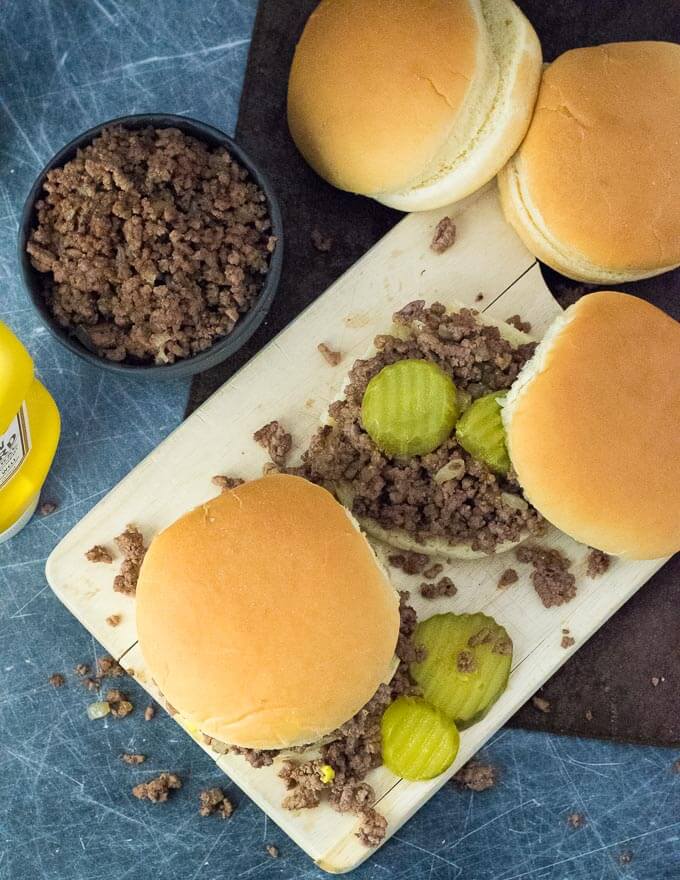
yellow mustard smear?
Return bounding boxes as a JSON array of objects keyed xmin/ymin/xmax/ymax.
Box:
[{"xmin": 0, "ymin": 322, "xmax": 60, "ymax": 541}]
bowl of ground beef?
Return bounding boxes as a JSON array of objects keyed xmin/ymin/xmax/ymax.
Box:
[{"xmin": 19, "ymin": 114, "xmax": 282, "ymax": 377}]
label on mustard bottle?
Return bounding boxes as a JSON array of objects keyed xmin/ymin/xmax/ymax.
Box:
[{"xmin": 0, "ymin": 402, "xmax": 32, "ymax": 490}]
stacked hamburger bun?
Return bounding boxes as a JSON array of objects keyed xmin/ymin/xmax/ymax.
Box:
[
  {"xmin": 288, "ymin": 0, "xmax": 542, "ymax": 211},
  {"xmin": 499, "ymin": 42, "xmax": 680, "ymax": 282}
]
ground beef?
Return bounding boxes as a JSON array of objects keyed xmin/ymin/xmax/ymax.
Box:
[
  {"xmin": 420, "ymin": 576, "xmax": 457, "ymax": 600},
  {"xmin": 48, "ymin": 673, "xmax": 65, "ymax": 687},
  {"xmin": 106, "ymin": 689, "xmax": 134, "ymax": 718},
  {"xmin": 121, "ymin": 753, "xmax": 146, "ymax": 765},
  {"xmin": 253, "ymin": 420, "xmax": 292, "ymax": 466},
  {"xmin": 586, "ymin": 548, "xmax": 611, "ymax": 578},
  {"xmin": 516, "ymin": 545, "xmax": 576, "ymax": 607},
  {"xmin": 211, "ymin": 474, "xmax": 244, "ymax": 492},
  {"xmin": 506, "ymin": 314, "xmax": 532, "ymax": 334},
  {"xmin": 388, "ymin": 551, "xmax": 429, "ymax": 575},
  {"xmin": 430, "ymin": 217, "xmax": 456, "ymax": 253},
  {"xmin": 279, "ymin": 759, "xmax": 326, "ymax": 810},
  {"xmin": 265, "ymin": 844, "xmax": 280, "ymax": 859},
  {"xmin": 567, "ymin": 812, "xmax": 587, "ymax": 829},
  {"xmin": 561, "ymin": 629, "xmax": 576, "ymax": 649},
  {"xmin": 113, "ymin": 525, "xmax": 146, "ymax": 596},
  {"xmin": 85, "ymin": 544, "xmax": 113, "ymax": 563},
  {"xmin": 39, "ymin": 500, "xmax": 58, "ymax": 516},
  {"xmin": 317, "ymin": 342, "xmax": 342, "ymax": 366},
  {"xmin": 144, "ymin": 704, "xmax": 156, "ymax": 721},
  {"xmin": 198, "ymin": 787, "xmax": 234, "ymax": 818},
  {"xmin": 311, "ymin": 228, "xmax": 333, "ymax": 252},
  {"xmin": 302, "ymin": 303, "xmax": 541, "ymax": 554},
  {"xmin": 452, "ymin": 761, "xmax": 498, "ymax": 792},
  {"xmin": 498, "ymin": 568, "xmax": 518, "ymax": 589},
  {"xmin": 356, "ymin": 809, "xmax": 388, "ymax": 847},
  {"xmin": 423, "ymin": 563, "xmax": 443, "ymax": 580},
  {"xmin": 228, "ymin": 745, "xmax": 279, "ymax": 768},
  {"xmin": 74, "ymin": 663, "xmax": 89, "ymax": 677},
  {"xmin": 456, "ymin": 650, "xmax": 477, "ymax": 673},
  {"xmin": 618, "ymin": 850, "xmax": 634, "ymax": 865},
  {"xmin": 97, "ymin": 655, "xmax": 125, "ymax": 678},
  {"xmin": 132, "ymin": 772, "xmax": 181, "ymax": 803},
  {"xmin": 27, "ymin": 125, "xmax": 275, "ymax": 365},
  {"xmin": 106, "ymin": 614, "xmax": 122, "ymax": 627}
]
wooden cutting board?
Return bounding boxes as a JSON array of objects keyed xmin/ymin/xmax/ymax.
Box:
[
  {"xmin": 46, "ymin": 186, "xmax": 667, "ymax": 872},
  {"xmin": 189, "ymin": 0, "xmax": 680, "ymax": 748}
]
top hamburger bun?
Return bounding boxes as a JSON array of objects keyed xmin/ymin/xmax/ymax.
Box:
[
  {"xmin": 288, "ymin": 0, "xmax": 541, "ymax": 212},
  {"xmin": 498, "ymin": 42, "xmax": 680, "ymax": 283},
  {"xmin": 503, "ymin": 292, "xmax": 680, "ymax": 559},
  {"xmin": 136, "ymin": 474, "xmax": 400, "ymax": 750}
]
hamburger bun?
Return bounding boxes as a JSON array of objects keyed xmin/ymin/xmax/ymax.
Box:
[
  {"xmin": 502, "ymin": 293, "xmax": 680, "ymax": 559},
  {"xmin": 136, "ymin": 474, "xmax": 400, "ymax": 750},
  {"xmin": 288, "ymin": 0, "xmax": 541, "ymax": 211},
  {"xmin": 498, "ymin": 42, "xmax": 680, "ymax": 283},
  {"xmin": 329, "ymin": 305, "xmax": 536, "ymax": 559}
]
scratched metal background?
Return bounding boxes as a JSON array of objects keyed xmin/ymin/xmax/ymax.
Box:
[{"xmin": 0, "ymin": 2, "xmax": 679, "ymax": 879}]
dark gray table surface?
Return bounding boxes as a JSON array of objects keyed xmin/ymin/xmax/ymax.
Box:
[{"xmin": 0, "ymin": 3, "xmax": 678, "ymax": 879}]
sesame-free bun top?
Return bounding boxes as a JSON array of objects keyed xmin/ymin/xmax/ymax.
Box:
[
  {"xmin": 288, "ymin": 0, "xmax": 541, "ymax": 211},
  {"xmin": 503, "ymin": 293, "xmax": 680, "ymax": 559},
  {"xmin": 499, "ymin": 42, "xmax": 680, "ymax": 283},
  {"xmin": 136, "ymin": 474, "xmax": 400, "ymax": 750}
]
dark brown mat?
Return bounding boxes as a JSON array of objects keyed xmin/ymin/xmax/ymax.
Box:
[{"xmin": 188, "ymin": 0, "xmax": 680, "ymax": 746}]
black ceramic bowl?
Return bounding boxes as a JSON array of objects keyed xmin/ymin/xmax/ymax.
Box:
[{"xmin": 18, "ymin": 113, "xmax": 283, "ymax": 379}]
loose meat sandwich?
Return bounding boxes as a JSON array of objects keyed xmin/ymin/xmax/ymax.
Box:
[{"xmin": 304, "ymin": 292, "xmax": 680, "ymax": 560}]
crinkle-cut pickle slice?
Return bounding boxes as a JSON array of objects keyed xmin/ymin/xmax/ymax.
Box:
[
  {"xmin": 381, "ymin": 696, "xmax": 460, "ymax": 781},
  {"xmin": 410, "ymin": 613, "xmax": 513, "ymax": 729},
  {"xmin": 361, "ymin": 359, "xmax": 459, "ymax": 458},
  {"xmin": 455, "ymin": 391, "xmax": 510, "ymax": 474}
]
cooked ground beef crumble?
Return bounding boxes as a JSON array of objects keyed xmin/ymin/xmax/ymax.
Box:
[
  {"xmin": 211, "ymin": 474, "xmax": 245, "ymax": 492},
  {"xmin": 113, "ymin": 525, "xmax": 147, "ymax": 596},
  {"xmin": 420, "ymin": 576, "xmax": 457, "ymax": 600},
  {"xmin": 85, "ymin": 544, "xmax": 113, "ymax": 563},
  {"xmin": 27, "ymin": 126, "xmax": 275, "ymax": 365},
  {"xmin": 498, "ymin": 568, "xmax": 518, "ymax": 589},
  {"xmin": 132, "ymin": 772, "xmax": 182, "ymax": 803},
  {"xmin": 198, "ymin": 787, "xmax": 234, "ymax": 818},
  {"xmin": 253, "ymin": 420, "xmax": 292, "ymax": 466},
  {"xmin": 430, "ymin": 217, "xmax": 456, "ymax": 254},
  {"xmin": 452, "ymin": 761, "xmax": 498, "ymax": 791},
  {"xmin": 516, "ymin": 545, "xmax": 576, "ymax": 607},
  {"xmin": 388, "ymin": 551, "xmax": 429, "ymax": 575},
  {"xmin": 302, "ymin": 303, "xmax": 542, "ymax": 554},
  {"xmin": 586, "ymin": 548, "xmax": 611, "ymax": 578}
]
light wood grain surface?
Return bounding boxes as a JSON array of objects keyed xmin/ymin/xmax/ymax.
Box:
[{"xmin": 45, "ymin": 185, "xmax": 666, "ymax": 873}]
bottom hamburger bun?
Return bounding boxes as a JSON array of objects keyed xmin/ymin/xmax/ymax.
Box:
[
  {"xmin": 326, "ymin": 304, "xmax": 536, "ymax": 559},
  {"xmin": 136, "ymin": 474, "xmax": 401, "ymax": 750},
  {"xmin": 503, "ymin": 292, "xmax": 680, "ymax": 559}
]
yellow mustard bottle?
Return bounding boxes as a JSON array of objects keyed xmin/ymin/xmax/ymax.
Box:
[{"xmin": 0, "ymin": 322, "xmax": 60, "ymax": 542}]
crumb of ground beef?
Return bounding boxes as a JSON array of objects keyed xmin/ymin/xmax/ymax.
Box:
[
  {"xmin": 265, "ymin": 844, "xmax": 280, "ymax": 859},
  {"xmin": 356, "ymin": 809, "xmax": 388, "ymax": 847},
  {"xmin": 430, "ymin": 217, "xmax": 456, "ymax": 253},
  {"xmin": 586, "ymin": 548, "xmax": 611, "ymax": 578},
  {"xmin": 423, "ymin": 563, "xmax": 443, "ymax": 580},
  {"xmin": 567, "ymin": 812, "xmax": 586, "ymax": 829},
  {"xmin": 388, "ymin": 551, "xmax": 429, "ymax": 575},
  {"xmin": 618, "ymin": 850, "xmax": 634, "ymax": 865},
  {"xmin": 97, "ymin": 656, "xmax": 125, "ymax": 678},
  {"xmin": 48, "ymin": 673, "xmax": 65, "ymax": 687},
  {"xmin": 493, "ymin": 635, "xmax": 513, "ymax": 656},
  {"xmin": 121, "ymin": 753, "xmax": 146, "ymax": 765},
  {"xmin": 229, "ymin": 744, "xmax": 279, "ymax": 767},
  {"xmin": 516, "ymin": 545, "xmax": 576, "ymax": 608},
  {"xmin": 468, "ymin": 627, "xmax": 493, "ymax": 647},
  {"xmin": 144, "ymin": 704, "xmax": 156, "ymax": 721},
  {"xmin": 506, "ymin": 314, "xmax": 532, "ymax": 334},
  {"xmin": 74, "ymin": 663, "xmax": 89, "ymax": 677},
  {"xmin": 311, "ymin": 228, "xmax": 333, "ymax": 252},
  {"xmin": 254, "ymin": 420, "xmax": 292, "ymax": 466},
  {"xmin": 302, "ymin": 303, "xmax": 541, "ymax": 554},
  {"xmin": 106, "ymin": 689, "xmax": 133, "ymax": 718},
  {"xmin": 279, "ymin": 759, "xmax": 326, "ymax": 810},
  {"xmin": 453, "ymin": 761, "xmax": 498, "ymax": 792},
  {"xmin": 420, "ymin": 576, "xmax": 457, "ymax": 600},
  {"xmin": 475, "ymin": 293, "xmax": 484, "ymax": 302},
  {"xmin": 498, "ymin": 568, "xmax": 518, "ymax": 589},
  {"xmin": 132, "ymin": 772, "xmax": 182, "ymax": 803},
  {"xmin": 106, "ymin": 614, "xmax": 122, "ymax": 627},
  {"xmin": 317, "ymin": 342, "xmax": 342, "ymax": 366},
  {"xmin": 198, "ymin": 787, "xmax": 234, "ymax": 818},
  {"xmin": 113, "ymin": 525, "xmax": 146, "ymax": 596},
  {"xmin": 39, "ymin": 501, "xmax": 57, "ymax": 515},
  {"xmin": 82, "ymin": 677, "xmax": 100, "ymax": 691},
  {"xmin": 585, "ymin": 709, "xmax": 593, "ymax": 721},
  {"xmin": 532, "ymin": 696, "xmax": 551, "ymax": 714},
  {"xmin": 27, "ymin": 126, "xmax": 275, "ymax": 366},
  {"xmin": 561, "ymin": 634, "xmax": 575, "ymax": 649},
  {"xmin": 211, "ymin": 474, "xmax": 245, "ymax": 492},
  {"xmin": 86, "ymin": 544, "xmax": 113, "ymax": 563},
  {"xmin": 456, "ymin": 650, "xmax": 477, "ymax": 673}
]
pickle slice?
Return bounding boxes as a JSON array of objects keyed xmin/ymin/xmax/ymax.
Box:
[
  {"xmin": 455, "ymin": 391, "xmax": 510, "ymax": 474},
  {"xmin": 381, "ymin": 696, "xmax": 460, "ymax": 780},
  {"xmin": 361, "ymin": 359, "xmax": 459, "ymax": 458},
  {"xmin": 410, "ymin": 613, "xmax": 513, "ymax": 729}
]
